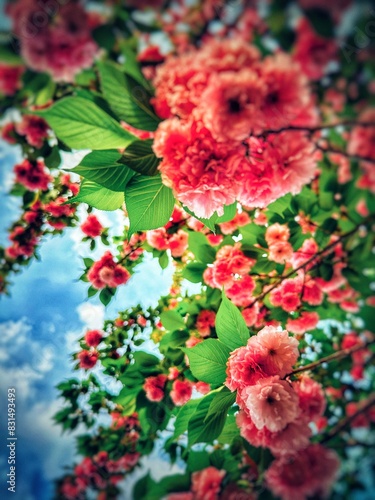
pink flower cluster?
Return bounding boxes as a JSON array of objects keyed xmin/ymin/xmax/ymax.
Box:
[
  {"xmin": 143, "ymin": 373, "xmax": 195, "ymax": 406},
  {"xmin": 14, "ymin": 159, "xmax": 52, "ymax": 191},
  {"xmin": 348, "ymin": 108, "xmax": 375, "ymax": 193},
  {"xmin": 80, "ymin": 214, "xmax": 103, "ymax": 238},
  {"xmin": 196, "ymin": 309, "xmax": 216, "ymax": 337},
  {"xmin": 0, "ymin": 64, "xmax": 24, "ymax": 96},
  {"xmin": 87, "ymin": 251, "xmax": 131, "ymax": 290},
  {"xmin": 15, "ymin": 115, "xmax": 49, "ymax": 148},
  {"xmin": 226, "ymin": 326, "xmax": 326, "ymax": 457},
  {"xmin": 167, "ymin": 466, "xmax": 225, "ymax": 500},
  {"xmin": 60, "ymin": 447, "xmax": 140, "ymax": 499},
  {"xmin": 153, "ymin": 39, "xmax": 318, "ymax": 217},
  {"xmin": 7, "ymin": 0, "xmax": 99, "ymax": 82},
  {"xmin": 203, "ymin": 244, "xmax": 255, "ymax": 307},
  {"xmin": 265, "ymin": 223, "xmax": 293, "ymax": 264},
  {"xmin": 146, "ymin": 227, "xmax": 189, "ymax": 257}
]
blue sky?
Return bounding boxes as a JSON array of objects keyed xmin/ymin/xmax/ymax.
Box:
[{"xmin": 0, "ymin": 140, "xmax": 177, "ymax": 499}]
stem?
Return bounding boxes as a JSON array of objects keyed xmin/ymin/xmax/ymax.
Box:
[
  {"xmin": 248, "ymin": 215, "xmax": 374, "ymax": 307},
  {"xmin": 255, "ymin": 121, "xmax": 375, "ymax": 137},
  {"xmin": 315, "ymin": 143, "xmax": 375, "ymax": 164},
  {"xmin": 320, "ymin": 393, "xmax": 375, "ymax": 444},
  {"xmin": 286, "ymin": 341, "xmax": 371, "ymax": 377}
]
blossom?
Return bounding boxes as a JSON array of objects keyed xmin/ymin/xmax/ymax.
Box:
[
  {"xmin": 248, "ymin": 326, "xmax": 299, "ymax": 377},
  {"xmin": 293, "ymin": 376, "xmax": 326, "ymax": 422},
  {"xmin": 154, "ymin": 119, "xmax": 244, "ymax": 218},
  {"xmin": 291, "ymin": 238, "xmax": 319, "ymax": 270},
  {"xmin": 270, "ymin": 278, "xmax": 302, "ymax": 312},
  {"xmin": 268, "ymin": 241, "xmax": 294, "ymax": 264},
  {"xmin": 170, "ymin": 379, "xmax": 193, "ymax": 406},
  {"xmin": 87, "ymin": 252, "xmax": 131, "ymax": 289},
  {"xmin": 241, "ymin": 376, "xmax": 300, "ymax": 432},
  {"xmin": 199, "ymin": 69, "xmax": 266, "ymax": 142},
  {"xmin": 196, "ymin": 310, "xmax": 216, "ymax": 337},
  {"xmin": 84, "ymin": 330, "xmax": 103, "ymax": 348},
  {"xmin": 143, "ymin": 374, "xmax": 167, "ymax": 402},
  {"xmin": 77, "ymin": 350, "xmax": 98, "ymax": 369},
  {"xmin": 191, "ymin": 466, "xmax": 225, "ymax": 500},
  {"xmin": 195, "ymin": 382, "xmax": 211, "ymax": 394},
  {"xmin": 225, "ymin": 343, "xmax": 268, "ymax": 391},
  {"xmin": 265, "ymin": 223, "xmax": 290, "ymax": 245},
  {"xmin": 0, "ymin": 64, "xmax": 24, "ymax": 95},
  {"xmin": 14, "ymin": 159, "xmax": 52, "ymax": 191},
  {"xmin": 169, "ymin": 230, "xmax": 189, "ymax": 257},
  {"xmin": 241, "ymin": 304, "xmax": 259, "ymax": 327},
  {"xmin": 286, "ymin": 311, "xmax": 320, "ymax": 335},
  {"xmin": 80, "ymin": 214, "xmax": 103, "ymax": 238},
  {"xmin": 265, "ymin": 444, "xmax": 339, "ymax": 500},
  {"xmin": 224, "ymin": 274, "xmax": 256, "ymax": 307},
  {"xmin": 219, "ymin": 210, "xmax": 250, "ymax": 235},
  {"xmin": 15, "ymin": 115, "xmax": 49, "ymax": 148},
  {"xmin": 146, "ymin": 228, "xmax": 169, "ymax": 251},
  {"xmin": 8, "ymin": 0, "xmax": 99, "ymax": 82},
  {"xmin": 293, "ymin": 18, "xmax": 338, "ymax": 80}
]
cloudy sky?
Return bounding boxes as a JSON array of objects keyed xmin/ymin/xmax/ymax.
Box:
[{"xmin": 0, "ymin": 140, "xmax": 177, "ymax": 499}]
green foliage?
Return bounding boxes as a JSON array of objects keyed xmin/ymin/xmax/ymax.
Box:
[
  {"xmin": 216, "ymin": 292, "xmax": 250, "ymax": 350},
  {"xmin": 69, "ymin": 179, "xmax": 124, "ymax": 211},
  {"xmin": 125, "ymin": 175, "xmax": 175, "ymax": 236},
  {"xmin": 182, "ymin": 339, "xmax": 231, "ymax": 385},
  {"xmin": 34, "ymin": 97, "xmax": 136, "ymax": 150}
]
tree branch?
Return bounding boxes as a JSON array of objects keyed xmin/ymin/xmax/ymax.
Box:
[
  {"xmin": 320, "ymin": 393, "xmax": 375, "ymax": 444},
  {"xmin": 315, "ymin": 143, "xmax": 375, "ymax": 164},
  {"xmin": 286, "ymin": 341, "xmax": 372, "ymax": 377},
  {"xmin": 254, "ymin": 121, "xmax": 375, "ymax": 137},
  {"xmin": 248, "ymin": 215, "xmax": 374, "ymax": 307}
]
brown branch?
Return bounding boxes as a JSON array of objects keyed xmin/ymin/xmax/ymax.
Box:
[
  {"xmin": 286, "ymin": 341, "xmax": 372, "ymax": 377},
  {"xmin": 248, "ymin": 215, "xmax": 374, "ymax": 307},
  {"xmin": 254, "ymin": 121, "xmax": 375, "ymax": 137},
  {"xmin": 315, "ymin": 143, "xmax": 375, "ymax": 164},
  {"xmin": 321, "ymin": 393, "xmax": 375, "ymax": 444}
]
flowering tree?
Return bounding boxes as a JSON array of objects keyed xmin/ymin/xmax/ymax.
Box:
[{"xmin": 1, "ymin": 0, "xmax": 375, "ymax": 499}]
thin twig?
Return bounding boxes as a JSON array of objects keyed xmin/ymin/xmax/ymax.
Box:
[
  {"xmin": 315, "ymin": 143, "xmax": 375, "ymax": 164},
  {"xmin": 254, "ymin": 121, "xmax": 375, "ymax": 137},
  {"xmin": 321, "ymin": 393, "xmax": 375, "ymax": 444}
]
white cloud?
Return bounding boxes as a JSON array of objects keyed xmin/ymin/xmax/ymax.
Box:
[
  {"xmin": 77, "ymin": 302, "xmax": 105, "ymax": 329},
  {"xmin": 0, "ymin": 318, "xmax": 30, "ymax": 344}
]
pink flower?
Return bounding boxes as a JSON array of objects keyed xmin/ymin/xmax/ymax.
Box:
[
  {"xmin": 241, "ymin": 304, "xmax": 259, "ymax": 327},
  {"xmin": 291, "ymin": 238, "xmax": 319, "ymax": 270},
  {"xmin": 87, "ymin": 252, "xmax": 130, "ymax": 289},
  {"xmin": 166, "ymin": 494, "xmax": 194, "ymax": 500},
  {"xmin": 268, "ymin": 241, "xmax": 294, "ymax": 264},
  {"xmin": 196, "ymin": 310, "xmax": 216, "ymax": 337},
  {"xmin": 146, "ymin": 227, "xmax": 169, "ymax": 251},
  {"xmin": 84, "ymin": 329, "xmax": 103, "ymax": 348},
  {"xmin": 224, "ymin": 274, "xmax": 256, "ymax": 307},
  {"xmin": 143, "ymin": 374, "xmax": 168, "ymax": 402},
  {"xmin": 15, "ymin": 115, "xmax": 49, "ymax": 148},
  {"xmin": 286, "ymin": 311, "xmax": 320, "ymax": 335},
  {"xmin": 154, "ymin": 119, "xmax": 244, "ymax": 218},
  {"xmin": 0, "ymin": 64, "xmax": 24, "ymax": 96},
  {"xmin": 191, "ymin": 466, "xmax": 225, "ymax": 500},
  {"xmin": 293, "ymin": 376, "xmax": 326, "ymax": 422},
  {"xmin": 264, "ymin": 420, "xmax": 312, "ymax": 456},
  {"xmin": 265, "ymin": 223, "xmax": 290, "ymax": 246},
  {"xmin": 77, "ymin": 350, "xmax": 98, "ymax": 369},
  {"xmin": 225, "ymin": 343, "xmax": 268, "ymax": 391},
  {"xmin": 293, "ymin": 18, "xmax": 338, "ymax": 80},
  {"xmin": 248, "ymin": 326, "xmax": 299, "ymax": 377},
  {"xmin": 14, "ymin": 159, "xmax": 52, "ymax": 191},
  {"xmin": 80, "ymin": 214, "xmax": 103, "ymax": 238},
  {"xmin": 170, "ymin": 379, "xmax": 193, "ymax": 406},
  {"xmin": 169, "ymin": 230, "xmax": 189, "ymax": 257},
  {"xmin": 199, "ymin": 69, "xmax": 266, "ymax": 142},
  {"xmin": 219, "ymin": 210, "xmax": 250, "ymax": 235},
  {"xmin": 270, "ymin": 278, "xmax": 302, "ymax": 312},
  {"xmin": 195, "ymin": 382, "xmax": 211, "ymax": 394},
  {"xmin": 241, "ymin": 376, "xmax": 300, "ymax": 432},
  {"xmin": 265, "ymin": 445, "xmax": 339, "ymax": 500}
]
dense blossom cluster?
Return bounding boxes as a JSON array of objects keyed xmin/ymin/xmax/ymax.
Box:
[
  {"xmin": 152, "ymin": 40, "xmax": 318, "ymax": 217},
  {"xmin": 87, "ymin": 251, "xmax": 131, "ymax": 290},
  {"xmin": 225, "ymin": 325, "xmax": 338, "ymax": 496},
  {"xmin": 6, "ymin": 0, "xmax": 100, "ymax": 81}
]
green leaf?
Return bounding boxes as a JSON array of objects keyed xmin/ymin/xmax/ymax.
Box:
[
  {"xmin": 216, "ymin": 292, "xmax": 249, "ymax": 350},
  {"xmin": 99, "ymin": 287, "xmax": 115, "ymax": 306},
  {"xmin": 188, "ymin": 393, "xmax": 227, "ymax": 446},
  {"xmin": 71, "ymin": 150, "xmax": 136, "ymax": 192},
  {"xmin": 158, "ymin": 251, "xmax": 169, "ymax": 269},
  {"xmin": 97, "ymin": 61, "xmax": 160, "ymax": 131},
  {"xmin": 182, "ymin": 339, "xmax": 231, "ymax": 386},
  {"xmin": 160, "ymin": 310, "xmax": 186, "ymax": 331},
  {"xmin": 34, "ymin": 96, "xmax": 136, "ymax": 150},
  {"xmin": 204, "ymin": 387, "xmax": 236, "ymax": 422},
  {"xmin": 125, "ymin": 175, "xmax": 174, "ymax": 236},
  {"xmin": 182, "ymin": 262, "xmax": 206, "ymax": 283},
  {"xmin": 267, "ymin": 193, "xmax": 292, "ymax": 214},
  {"xmin": 215, "ymin": 203, "xmax": 238, "ymax": 223},
  {"xmin": 183, "ymin": 206, "xmax": 218, "ymax": 232},
  {"xmin": 118, "ymin": 139, "xmax": 160, "ymax": 176},
  {"xmin": 69, "ymin": 179, "xmax": 124, "ymax": 211},
  {"xmin": 304, "ymin": 7, "xmax": 334, "ymax": 38},
  {"xmin": 173, "ymin": 399, "xmax": 200, "ymax": 438},
  {"xmin": 217, "ymin": 415, "xmax": 240, "ymax": 444},
  {"xmin": 188, "ymin": 232, "xmax": 216, "ymax": 263}
]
